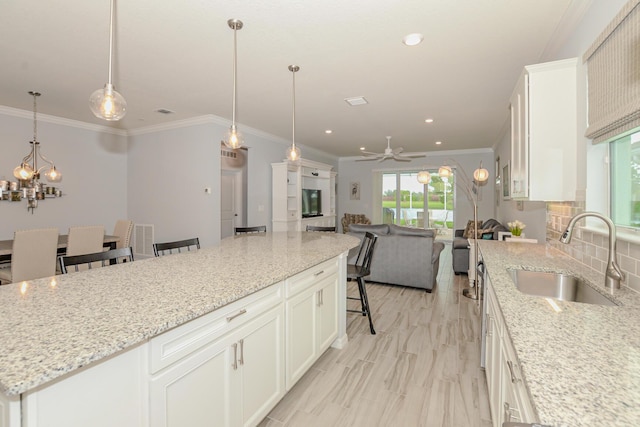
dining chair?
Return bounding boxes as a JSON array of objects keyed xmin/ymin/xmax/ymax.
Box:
[
  {"xmin": 59, "ymin": 247, "xmax": 134, "ymax": 274},
  {"xmin": 306, "ymin": 225, "xmax": 336, "ymax": 232},
  {"xmin": 113, "ymin": 220, "xmax": 134, "ymax": 249},
  {"xmin": 153, "ymin": 238, "xmax": 200, "ymax": 257},
  {"xmin": 66, "ymin": 225, "xmax": 105, "ymax": 256},
  {"xmin": 346, "ymin": 231, "xmax": 378, "ymax": 335},
  {"xmin": 234, "ymin": 226, "xmax": 267, "ymax": 234},
  {"xmin": 0, "ymin": 228, "xmax": 59, "ymax": 285}
]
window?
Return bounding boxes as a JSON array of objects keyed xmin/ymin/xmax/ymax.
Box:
[
  {"xmin": 380, "ymin": 170, "xmax": 454, "ymax": 229},
  {"xmin": 611, "ymin": 128, "xmax": 640, "ymax": 228}
]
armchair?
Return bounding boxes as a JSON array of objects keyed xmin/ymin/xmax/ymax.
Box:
[{"xmin": 341, "ymin": 213, "xmax": 371, "ymax": 233}]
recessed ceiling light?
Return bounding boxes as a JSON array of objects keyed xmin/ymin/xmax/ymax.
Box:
[
  {"xmin": 344, "ymin": 96, "xmax": 368, "ymax": 106},
  {"xmin": 435, "ymin": 141, "xmax": 442, "ymax": 145},
  {"xmin": 325, "ymin": 130, "xmax": 333, "ymax": 134},
  {"xmin": 402, "ymin": 33, "xmax": 424, "ymax": 46},
  {"xmin": 425, "ymin": 118, "xmax": 434, "ymax": 123},
  {"xmin": 360, "ymin": 147, "xmax": 365, "ymax": 151}
]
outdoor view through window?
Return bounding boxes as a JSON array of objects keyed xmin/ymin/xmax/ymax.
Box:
[
  {"xmin": 382, "ymin": 171, "xmax": 454, "ymax": 237},
  {"xmin": 611, "ymin": 128, "xmax": 640, "ymax": 229}
]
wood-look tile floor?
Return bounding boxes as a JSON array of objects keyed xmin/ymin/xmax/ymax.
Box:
[{"xmin": 260, "ymin": 244, "xmax": 492, "ymax": 427}]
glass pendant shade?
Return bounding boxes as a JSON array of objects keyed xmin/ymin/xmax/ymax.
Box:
[
  {"xmin": 14, "ymin": 163, "xmax": 34, "ymax": 180},
  {"xmin": 473, "ymin": 167, "xmax": 489, "ymax": 182},
  {"xmin": 286, "ymin": 144, "xmax": 301, "ymax": 162},
  {"xmin": 45, "ymin": 166, "xmax": 62, "ymax": 182},
  {"xmin": 223, "ymin": 126, "xmax": 243, "ymax": 150},
  {"xmin": 89, "ymin": 83, "xmax": 127, "ymax": 121},
  {"xmin": 438, "ymin": 166, "xmax": 453, "ymax": 178},
  {"xmin": 417, "ymin": 170, "xmax": 431, "ymax": 184}
]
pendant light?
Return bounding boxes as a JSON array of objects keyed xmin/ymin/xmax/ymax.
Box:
[
  {"xmin": 89, "ymin": 0, "xmax": 127, "ymax": 121},
  {"xmin": 222, "ymin": 19, "xmax": 244, "ymax": 150},
  {"xmin": 286, "ymin": 65, "xmax": 301, "ymax": 162}
]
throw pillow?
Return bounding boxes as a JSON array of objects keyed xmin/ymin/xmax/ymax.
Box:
[{"xmin": 462, "ymin": 220, "xmax": 483, "ymax": 239}]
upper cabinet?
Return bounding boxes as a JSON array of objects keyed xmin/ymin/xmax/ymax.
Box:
[
  {"xmin": 272, "ymin": 159, "xmax": 336, "ymax": 232},
  {"xmin": 509, "ymin": 57, "xmax": 578, "ymax": 201}
]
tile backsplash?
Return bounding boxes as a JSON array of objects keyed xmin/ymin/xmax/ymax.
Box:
[{"xmin": 546, "ymin": 202, "xmax": 640, "ymax": 293}]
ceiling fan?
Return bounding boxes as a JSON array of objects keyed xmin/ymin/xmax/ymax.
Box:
[{"xmin": 357, "ymin": 136, "xmax": 426, "ymax": 162}]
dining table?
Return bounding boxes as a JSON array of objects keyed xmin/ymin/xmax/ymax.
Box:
[{"xmin": 0, "ymin": 234, "xmax": 120, "ymax": 263}]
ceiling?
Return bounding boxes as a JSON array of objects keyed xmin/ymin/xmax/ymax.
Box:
[{"xmin": 1, "ymin": 0, "xmax": 577, "ymax": 158}]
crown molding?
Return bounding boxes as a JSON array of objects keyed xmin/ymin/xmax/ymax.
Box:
[{"xmin": 0, "ymin": 105, "xmax": 127, "ymax": 136}]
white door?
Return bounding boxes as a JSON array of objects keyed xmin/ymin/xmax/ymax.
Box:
[{"xmin": 221, "ymin": 171, "xmax": 242, "ymax": 239}]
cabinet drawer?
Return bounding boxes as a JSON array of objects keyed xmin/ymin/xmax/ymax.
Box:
[
  {"xmin": 150, "ymin": 282, "xmax": 283, "ymax": 374},
  {"xmin": 285, "ymin": 258, "xmax": 338, "ymax": 298}
]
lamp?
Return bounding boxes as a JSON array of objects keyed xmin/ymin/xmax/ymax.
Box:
[
  {"xmin": 7, "ymin": 91, "xmax": 63, "ymax": 213},
  {"xmin": 436, "ymin": 160, "xmax": 489, "ymax": 301},
  {"xmin": 89, "ymin": 0, "xmax": 127, "ymax": 121},
  {"xmin": 222, "ymin": 19, "xmax": 244, "ymax": 150},
  {"xmin": 417, "ymin": 170, "xmax": 431, "ymax": 184},
  {"xmin": 286, "ymin": 65, "xmax": 301, "ymax": 162}
]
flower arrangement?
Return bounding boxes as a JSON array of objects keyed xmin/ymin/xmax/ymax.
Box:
[{"xmin": 508, "ymin": 220, "xmax": 526, "ymax": 236}]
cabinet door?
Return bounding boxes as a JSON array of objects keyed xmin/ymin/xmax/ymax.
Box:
[
  {"xmin": 485, "ymin": 287, "xmax": 503, "ymax": 427},
  {"xmin": 510, "ymin": 71, "xmax": 528, "ymax": 199},
  {"xmin": 238, "ymin": 305, "xmax": 285, "ymax": 427},
  {"xmin": 149, "ymin": 336, "xmax": 236, "ymax": 427},
  {"xmin": 317, "ymin": 275, "xmax": 338, "ymax": 353},
  {"xmin": 285, "ymin": 286, "xmax": 318, "ymax": 389}
]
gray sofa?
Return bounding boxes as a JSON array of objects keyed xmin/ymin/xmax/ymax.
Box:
[
  {"xmin": 452, "ymin": 218, "xmax": 509, "ymax": 274},
  {"xmin": 347, "ymin": 224, "xmax": 445, "ymax": 292}
]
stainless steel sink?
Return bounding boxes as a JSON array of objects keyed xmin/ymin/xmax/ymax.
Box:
[{"xmin": 508, "ymin": 269, "xmax": 619, "ymax": 306}]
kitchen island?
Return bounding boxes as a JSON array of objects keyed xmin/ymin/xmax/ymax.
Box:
[
  {"xmin": 0, "ymin": 231, "xmax": 360, "ymax": 427},
  {"xmin": 479, "ymin": 240, "xmax": 640, "ymax": 426}
]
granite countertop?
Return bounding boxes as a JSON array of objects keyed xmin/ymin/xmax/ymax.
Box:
[
  {"xmin": 0, "ymin": 231, "xmax": 360, "ymax": 397},
  {"xmin": 479, "ymin": 240, "xmax": 640, "ymax": 427}
]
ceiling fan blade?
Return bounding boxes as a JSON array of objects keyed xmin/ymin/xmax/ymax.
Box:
[
  {"xmin": 393, "ymin": 147, "xmax": 404, "ymax": 154},
  {"xmin": 356, "ymin": 156, "xmax": 381, "ymax": 162},
  {"xmin": 393, "ymin": 156, "xmax": 411, "ymax": 162},
  {"xmin": 401, "ymin": 153, "xmax": 426, "ymax": 158},
  {"xmin": 361, "ymin": 151, "xmax": 380, "ymax": 156}
]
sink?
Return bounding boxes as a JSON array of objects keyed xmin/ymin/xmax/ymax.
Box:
[{"xmin": 508, "ymin": 269, "xmax": 619, "ymax": 306}]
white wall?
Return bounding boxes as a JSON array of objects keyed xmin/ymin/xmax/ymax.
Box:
[
  {"xmin": 0, "ymin": 109, "xmax": 127, "ymax": 240},
  {"xmin": 337, "ymin": 149, "xmax": 495, "ymax": 232},
  {"xmin": 127, "ymin": 117, "xmax": 338, "ymax": 248}
]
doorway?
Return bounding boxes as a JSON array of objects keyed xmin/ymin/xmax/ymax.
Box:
[{"xmin": 220, "ymin": 170, "xmax": 243, "ymax": 239}]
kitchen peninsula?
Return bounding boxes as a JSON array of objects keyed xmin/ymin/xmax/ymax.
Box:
[
  {"xmin": 479, "ymin": 240, "xmax": 640, "ymax": 426},
  {"xmin": 0, "ymin": 231, "xmax": 360, "ymax": 427}
]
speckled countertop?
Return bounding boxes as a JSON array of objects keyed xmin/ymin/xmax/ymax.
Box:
[
  {"xmin": 0, "ymin": 232, "xmax": 360, "ymax": 397},
  {"xmin": 479, "ymin": 240, "xmax": 640, "ymax": 427}
]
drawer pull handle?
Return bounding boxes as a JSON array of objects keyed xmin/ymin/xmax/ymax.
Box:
[
  {"xmin": 232, "ymin": 343, "xmax": 238, "ymax": 370},
  {"xmin": 507, "ymin": 360, "xmax": 519, "ymax": 383},
  {"xmin": 227, "ymin": 309, "xmax": 247, "ymax": 322},
  {"xmin": 239, "ymin": 339, "xmax": 244, "ymax": 366},
  {"xmin": 314, "ymin": 270, "xmax": 325, "ymax": 277}
]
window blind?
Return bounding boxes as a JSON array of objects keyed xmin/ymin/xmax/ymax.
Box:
[{"xmin": 583, "ymin": 0, "xmax": 640, "ymax": 143}]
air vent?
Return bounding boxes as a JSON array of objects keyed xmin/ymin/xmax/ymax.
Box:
[
  {"xmin": 344, "ymin": 96, "xmax": 368, "ymax": 106},
  {"xmin": 155, "ymin": 108, "xmax": 175, "ymax": 115},
  {"xmin": 133, "ymin": 224, "xmax": 154, "ymax": 258}
]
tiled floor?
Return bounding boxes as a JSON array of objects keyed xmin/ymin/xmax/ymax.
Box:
[{"xmin": 260, "ymin": 244, "xmax": 492, "ymax": 427}]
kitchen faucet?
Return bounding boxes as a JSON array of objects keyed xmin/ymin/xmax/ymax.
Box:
[{"xmin": 559, "ymin": 211, "xmax": 625, "ymax": 289}]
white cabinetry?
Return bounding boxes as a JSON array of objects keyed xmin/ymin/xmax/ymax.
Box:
[
  {"xmin": 149, "ymin": 283, "xmax": 285, "ymax": 427},
  {"xmin": 0, "ymin": 393, "xmax": 19, "ymax": 427},
  {"xmin": 485, "ymin": 279, "xmax": 536, "ymax": 427},
  {"xmin": 509, "ymin": 57, "xmax": 577, "ymax": 201},
  {"xmin": 272, "ymin": 159, "xmax": 336, "ymax": 232},
  {"xmin": 285, "ymin": 257, "xmax": 339, "ymax": 389}
]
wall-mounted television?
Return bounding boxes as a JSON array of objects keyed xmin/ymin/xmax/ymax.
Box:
[{"xmin": 301, "ymin": 189, "xmax": 322, "ymax": 217}]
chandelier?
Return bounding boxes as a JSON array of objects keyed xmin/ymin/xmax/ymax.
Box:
[{"xmin": 4, "ymin": 91, "xmax": 63, "ymax": 212}]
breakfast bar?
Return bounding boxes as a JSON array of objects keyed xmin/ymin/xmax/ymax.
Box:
[{"xmin": 0, "ymin": 231, "xmax": 360, "ymax": 427}]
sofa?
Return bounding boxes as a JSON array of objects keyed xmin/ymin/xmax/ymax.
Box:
[
  {"xmin": 347, "ymin": 224, "xmax": 445, "ymax": 292},
  {"xmin": 452, "ymin": 218, "xmax": 510, "ymax": 274}
]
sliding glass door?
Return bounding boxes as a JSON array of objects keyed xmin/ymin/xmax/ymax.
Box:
[{"xmin": 380, "ymin": 170, "xmax": 454, "ymax": 232}]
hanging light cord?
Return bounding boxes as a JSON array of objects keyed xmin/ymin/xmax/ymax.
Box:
[
  {"xmin": 231, "ymin": 23, "xmax": 238, "ymax": 128},
  {"xmin": 107, "ymin": 0, "xmax": 115, "ymax": 86},
  {"xmin": 291, "ymin": 68, "xmax": 296, "ymax": 149}
]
